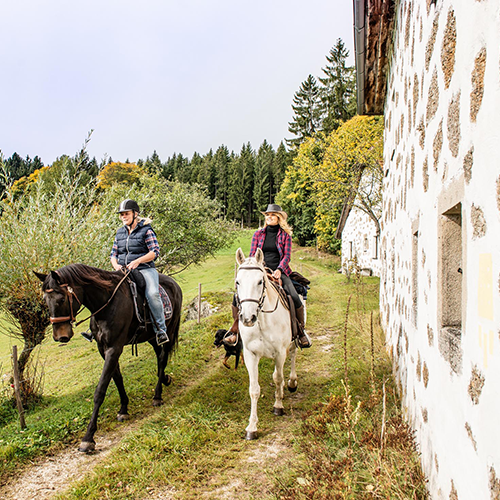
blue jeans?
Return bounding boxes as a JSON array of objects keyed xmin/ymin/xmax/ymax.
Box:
[{"xmin": 139, "ymin": 267, "xmax": 167, "ymax": 335}]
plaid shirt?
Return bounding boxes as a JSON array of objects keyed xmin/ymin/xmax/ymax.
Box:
[
  {"xmin": 249, "ymin": 227, "xmax": 292, "ymax": 276},
  {"xmin": 110, "ymin": 228, "xmax": 160, "ymax": 260}
]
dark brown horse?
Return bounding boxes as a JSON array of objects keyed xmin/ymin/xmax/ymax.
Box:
[{"xmin": 34, "ymin": 263, "xmax": 182, "ymax": 453}]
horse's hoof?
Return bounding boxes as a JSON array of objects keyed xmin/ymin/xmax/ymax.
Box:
[
  {"xmin": 162, "ymin": 374, "xmax": 172, "ymax": 386},
  {"xmin": 78, "ymin": 441, "xmax": 95, "ymax": 453},
  {"xmin": 288, "ymin": 384, "xmax": 298, "ymax": 393},
  {"xmin": 245, "ymin": 431, "xmax": 258, "ymax": 440},
  {"xmin": 273, "ymin": 407, "xmax": 285, "ymax": 416},
  {"xmin": 153, "ymin": 399, "xmax": 163, "ymax": 407},
  {"xmin": 117, "ymin": 413, "xmax": 129, "ymax": 422}
]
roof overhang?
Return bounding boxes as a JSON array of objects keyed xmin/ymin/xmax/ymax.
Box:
[{"xmin": 353, "ymin": 0, "xmax": 396, "ymax": 115}]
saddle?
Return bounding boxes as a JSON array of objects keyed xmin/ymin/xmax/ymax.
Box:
[
  {"xmin": 265, "ymin": 271, "xmax": 301, "ymax": 343},
  {"xmin": 127, "ymin": 269, "xmax": 173, "ymax": 325}
]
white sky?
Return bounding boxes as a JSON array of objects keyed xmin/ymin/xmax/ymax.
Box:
[{"xmin": 0, "ymin": 0, "xmax": 354, "ymax": 165}]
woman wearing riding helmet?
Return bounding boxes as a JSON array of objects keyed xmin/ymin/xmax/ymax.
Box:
[
  {"xmin": 110, "ymin": 199, "xmax": 169, "ymax": 346},
  {"xmin": 225, "ymin": 203, "xmax": 311, "ymax": 349}
]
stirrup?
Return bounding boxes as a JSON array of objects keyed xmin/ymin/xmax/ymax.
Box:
[
  {"xmin": 156, "ymin": 330, "xmax": 169, "ymax": 346},
  {"xmin": 81, "ymin": 329, "xmax": 93, "ymax": 342},
  {"xmin": 295, "ymin": 331, "xmax": 312, "ymax": 349}
]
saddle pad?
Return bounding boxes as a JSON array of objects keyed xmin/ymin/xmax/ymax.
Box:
[{"xmin": 159, "ymin": 285, "xmax": 173, "ymax": 320}]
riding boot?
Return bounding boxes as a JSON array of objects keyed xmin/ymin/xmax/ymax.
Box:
[
  {"xmin": 223, "ymin": 304, "xmax": 239, "ymax": 346},
  {"xmin": 295, "ymin": 305, "xmax": 312, "ymax": 348}
]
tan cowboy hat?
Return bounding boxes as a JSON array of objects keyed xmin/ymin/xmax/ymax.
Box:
[{"xmin": 261, "ymin": 203, "xmax": 288, "ymax": 220}]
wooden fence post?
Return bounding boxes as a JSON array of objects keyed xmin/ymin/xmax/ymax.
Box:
[
  {"xmin": 12, "ymin": 346, "xmax": 26, "ymax": 429},
  {"xmin": 197, "ymin": 283, "xmax": 202, "ymax": 324}
]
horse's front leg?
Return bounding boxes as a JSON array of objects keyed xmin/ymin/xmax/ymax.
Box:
[
  {"xmin": 79, "ymin": 345, "xmax": 123, "ymax": 453},
  {"xmin": 243, "ymin": 349, "xmax": 260, "ymax": 440},
  {"xmin": 287, "ymin": 342, "xmax": 298, "ymax": 393},
  {"xmin": 97, "ymin": 342, "xmax": 129, "ymax": 421},
  {"xmin": 272, "ymin": 351, "xmax": 287, "ymax": 416}
]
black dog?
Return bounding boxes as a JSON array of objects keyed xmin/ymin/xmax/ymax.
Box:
[{"xmin": 214, "ymin": 329, "xmax": 244, "ymax": 370}]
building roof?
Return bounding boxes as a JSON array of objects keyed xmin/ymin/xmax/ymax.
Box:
[{"xmin": 353, "ymin": 0, "xmax": 396, "ymax": 115}]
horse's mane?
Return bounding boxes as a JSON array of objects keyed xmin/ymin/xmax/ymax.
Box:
[
  {"xmin": 240, "ymin": 257, "xmax": 273, "ymax": 290},
  {"xmin": 53, "ymin": 264, "xmax": 118, "ymax": 290}
]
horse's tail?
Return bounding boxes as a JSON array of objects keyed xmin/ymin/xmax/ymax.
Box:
[{"xmin": 159, "ymin": 274, "xmax": 183, "ymax": 358}]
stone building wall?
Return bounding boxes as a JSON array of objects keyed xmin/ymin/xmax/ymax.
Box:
[
  {"xmin": 341, "ymin": 206, "xmax": 382, "ymax": 277},
  {"xmin": 381, "ymin": 0, "xmax": 500, "ymax": 498}
]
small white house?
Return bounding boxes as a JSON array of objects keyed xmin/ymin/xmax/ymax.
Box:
[
  {"xmin": 354, "ymin": 0, "xmax": 500, "ymax": 498},
  {"xmin": 338, "ymin": 204, "xmax": 382, "ymax": 277}
]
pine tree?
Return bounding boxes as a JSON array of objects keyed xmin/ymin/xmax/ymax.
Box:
[
  {"xmin": 173, "ymin": 153, "xmax": 189, "ymax": 183},
  {"xmin": 162, "ymin": 155, "xmax": 175, "ymax": 180},
  {"xmin": 287, "ymin": 75, "xmax": 323, "ymax": 149},
  {"xmin": 144, "ymin": 150, "xmax": 162, "ymax": 175},
  {"xmin": 214, "ymin": 145, "xmax": 231, "ymax": 214},
  {"xmin": 187, "ymin": 152, "xmax": 203, "ymax": 184},
  {"xmin": 272, "ymin": 142, "xmax": 290, "ymax": 199},
  {"xmin": 197, "ymin": 149, "xmax": 216, "ymax": 198},
  {"xmin": 319, "ymin": 38, "xmax": 356, "ymax": 135},
  {"xmin": 4, "ymin": 152, "xmax": 25, "ymax": 181},
  {"xmin": 253, "ymin": 140, "xmax": 274, "ymax": 221},
  {"xmin": 240, "ymin": 143, "xmax": 255, "ymax": 225},
  {"xmin": 227, "ymin": 143, "xmax": 254, "ymax": 224}
]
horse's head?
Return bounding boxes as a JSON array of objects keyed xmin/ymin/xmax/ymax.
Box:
[
  {"xmin": 235, "ymin": 248, "xmax": 267, "ymax": 327},
  {"xmin": 34, "ymin": 270, "xmax": 76, "ymax": 343}
]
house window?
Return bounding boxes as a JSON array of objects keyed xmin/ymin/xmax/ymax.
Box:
[
  {"xmin": 349, "ymin": 241, "xmax": 353, "ymax": 260},
  {"xmin": 438, "ymin": 202, "xmax": 463, "ymax": 374},
  {"xmin": 372, "ymin": 236, "xmax": 379, "ymax": 259},
  {"xmin": 363, "ymin": 235, "xmax": 369, "ymax": 252}
]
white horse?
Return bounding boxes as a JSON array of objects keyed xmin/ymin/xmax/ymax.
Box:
[{"xmin": 235, "ymin": 247, "xmax": 298, "ymax": 440}]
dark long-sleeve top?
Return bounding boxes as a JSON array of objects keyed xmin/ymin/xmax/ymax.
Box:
[{"xmin": 249, "ymin": 225, "xmax": 292, "ymax": 276}]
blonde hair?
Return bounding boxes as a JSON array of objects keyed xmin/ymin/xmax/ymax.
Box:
[{"xmin": 264, "ymin": 212, "xmax": 293, "ymax": 236}]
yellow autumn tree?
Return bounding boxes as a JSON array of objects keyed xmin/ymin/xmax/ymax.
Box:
[
  {"xmin": 312, "ymin": 115, "xmax": 384, "ymax": 252},
  {"xmin": 277, "ymin": 136, "xmax": 326, "ymax": 246},
  {"xmin": 96, "ymin": 162, "xmax": 145, "ymax": 189},
  {"xmin": 9, "ymin": 166, "xmax": 50, "ymax": 201}
]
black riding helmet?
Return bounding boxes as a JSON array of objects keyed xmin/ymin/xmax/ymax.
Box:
[{"xmin": 117, "ymin": 199, "xmax": 140, "ymax": 214}]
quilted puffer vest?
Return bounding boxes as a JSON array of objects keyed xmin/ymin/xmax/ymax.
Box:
[{"xmin": 115, "ymin": 220, "xmax": 156, "ymax": 270}]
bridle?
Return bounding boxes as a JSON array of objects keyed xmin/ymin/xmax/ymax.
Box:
[
  {"xmin": 235, "ymin": 265, "xmax": 279, "ymax": 314},
  {"xmin": 45, "ymin": 270, "xmax": 131, "ymax": 326},
  {"xmin": 45, "ymin": 284, "xmax": 81, "ymax": 325}
]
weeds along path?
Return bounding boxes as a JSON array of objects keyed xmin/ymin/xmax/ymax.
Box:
[{"xmin": 1, "ymin": 250, "xmax": 373, "ymax": 499}]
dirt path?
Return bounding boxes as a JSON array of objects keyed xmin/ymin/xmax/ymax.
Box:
[
  {"xmin": 1, "ymin": 394, "xmax": 303, "ymax": 500},
  {"xmin": 0, "ymin": 421, "xmax": 140, "ymax": 500}
]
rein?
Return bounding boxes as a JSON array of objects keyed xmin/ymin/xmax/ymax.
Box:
[
  {"xmin": 236, "ymin": 265, "xmax": 280, "ymax": 314},
  {"xmin": 46, "ymin": 270, "xmax": 131, "ymax": 326}
]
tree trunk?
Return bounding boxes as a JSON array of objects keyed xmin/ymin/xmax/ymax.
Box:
[{"xmin": 6, "ymin": 296, "xmax": 50, "ymax": 402}]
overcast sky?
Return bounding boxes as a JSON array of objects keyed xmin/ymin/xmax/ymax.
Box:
[{"xmin": 1, "ymin": 0, "xmax": 354, "ymax": 165}]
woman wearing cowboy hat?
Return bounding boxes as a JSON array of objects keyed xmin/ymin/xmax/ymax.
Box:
[
  {"xmin": 110, "ymin": 199, "xmax": 169, "ymax": 346},
  {"xmin": 225, "ymin": 203, "xmax": 311, "ymax": 348}
]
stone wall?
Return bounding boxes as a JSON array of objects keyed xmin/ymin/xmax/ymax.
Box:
[{"xmin": 381, "ymin": 0, "xmax": 500, "ymax": 497}]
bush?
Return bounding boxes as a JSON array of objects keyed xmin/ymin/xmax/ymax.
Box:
[{"xmin": 99, "ymin": 175, "xmax": 237, "ymax": 273}]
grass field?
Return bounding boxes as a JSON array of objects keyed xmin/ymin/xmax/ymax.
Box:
[{"xmin": 0, "ymin": 235, "xmax": 427, "ymax": 498}]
